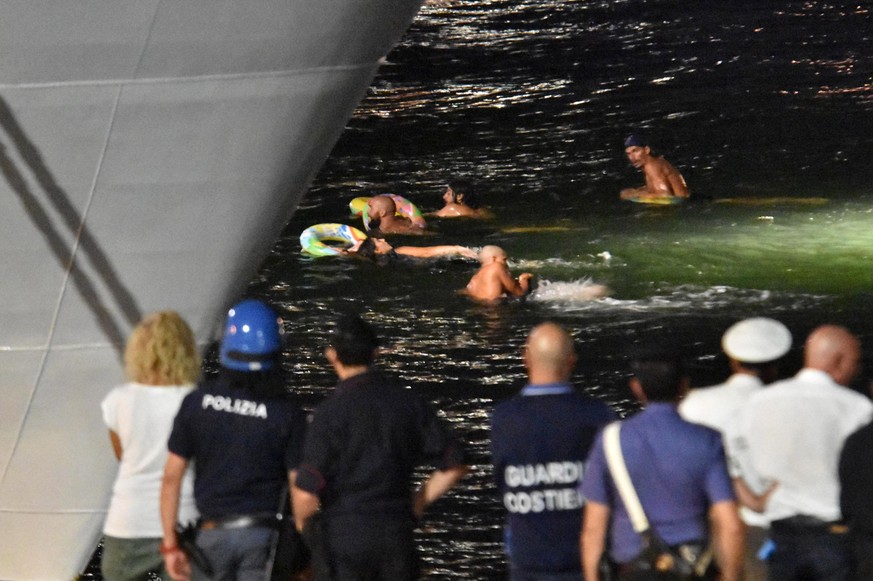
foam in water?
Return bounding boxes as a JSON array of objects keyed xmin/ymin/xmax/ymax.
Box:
[{"xmin": 529, "ymin": 278, "xmax": 612, "ymax": 302}]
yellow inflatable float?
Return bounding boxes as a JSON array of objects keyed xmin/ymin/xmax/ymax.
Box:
[
  {"xmin": 349, "ymin": 194, "xmax": 426, "ymax": 229},
  {"xmin": 299, "ymin": 223, "xmax": 367, "ymax": 257}
]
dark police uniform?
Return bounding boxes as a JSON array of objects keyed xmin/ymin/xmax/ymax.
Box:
[
  {"xmin": 839, "ymin": 420, "xmax": 873, "ymax": 580},
  {"xmin": 295, "ymin": 369, "xmax": 466, "ymax": 580},
  {"xmin": 492, "ymin": 383, "xmax": 615, "ymax": 579},
  {"xmin": 168, "ymin": 374, "xmax": 307, "ymax": 580}
]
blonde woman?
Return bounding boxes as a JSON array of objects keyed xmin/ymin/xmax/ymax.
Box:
[{"xmin": 101, "ymin": 311, "xmax": 201, "ymax": 581}]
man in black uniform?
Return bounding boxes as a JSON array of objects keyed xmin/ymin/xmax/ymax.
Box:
[
  {"xmin": 160, "ymin": 300, "xmax": 307, "ymax": 581},
  {"xmin": 839, "ymin": 416, "xmax": 873, "ymax": 580},
  {"xmin": 292, "ymin": 314, "xmax": 468, "ymax": 581}
]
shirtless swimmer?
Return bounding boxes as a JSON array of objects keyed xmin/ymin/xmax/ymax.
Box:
[
  {"xmin": 619, "ymin": 134, "xmax": 690, "ymax": 200},
  {"xmin": 462, "ymin": 245, "xmax": 533, "ymax": 302}
]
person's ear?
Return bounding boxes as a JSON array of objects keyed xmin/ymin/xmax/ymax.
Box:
[
  {"xmin": 629, "ymin": 377, "xmax": 647, "ymax": 403},
  {"xmin": 679, "ymin": 376, "xmax": 691, "ymax": 399}
]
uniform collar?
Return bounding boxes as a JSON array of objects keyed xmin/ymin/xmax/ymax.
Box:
[{"xmin": 521, "ymin": 382, "xmax": 574, "ymax": 396}]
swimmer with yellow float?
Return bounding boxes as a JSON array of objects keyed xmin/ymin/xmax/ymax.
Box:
[
  {"xmin": 348, "ymin": 194, "xmax": 428, "ymax": 235},
  {"xmin": 620, "ymin": 134, "xmax": 690, "ymax": 204},
  {"xmin": 299, "ymin": 223, "xmax": 476, "ymax": 260}
]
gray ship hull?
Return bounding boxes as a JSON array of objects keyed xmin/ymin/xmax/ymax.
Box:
[{"xmin": 0, "ymin": 1, "xmax": 423, "ymax": 578}]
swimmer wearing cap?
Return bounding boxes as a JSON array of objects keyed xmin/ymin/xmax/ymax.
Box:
[{"xmin": 620, "ymin": 134, "xmax": 690, "ymax": 200}]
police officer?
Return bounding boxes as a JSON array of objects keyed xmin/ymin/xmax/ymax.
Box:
[
  {"xmin": 292, "ymin": 314, "xmax": 468, "ymax": 580},
  {"xmin": 160, "ymin": 300, "xmax": 307, "ymax": 581}
]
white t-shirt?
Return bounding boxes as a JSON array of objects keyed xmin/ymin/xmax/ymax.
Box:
[
  {"xmin": 727, "ymin": 368, "xmax": 873, "ymax": 524},
  {"xmin": 680, "ymin": 373, "xmax": 764, "ymax": 434},
  {"xmin": 680, "ymin": 373, "xmax": 769, "ymax": 527},
  {"xmin": 102, "ymin": 382, "xmax": 199, "ymax": 537}
]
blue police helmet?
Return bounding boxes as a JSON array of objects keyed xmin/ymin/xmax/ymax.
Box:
[{"xmin": 219, "ymin": 300, "xmax": 283, "ymax": 371}]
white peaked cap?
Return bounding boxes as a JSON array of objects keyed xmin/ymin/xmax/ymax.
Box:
[{"xmin": 721, "ymin": 317, "xmax": 792, "ymax": 363}]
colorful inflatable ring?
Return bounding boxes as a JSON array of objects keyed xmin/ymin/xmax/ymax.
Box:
[
  {"xmin": 299, "ymin": 223, "xmax": 368, "ymax": 257},
  {"xmin": 349, "ymin": 194, "xmax": 426, "ymax": 230},
  {"xmin": 625, "ymin": 195, "xmax": 685, "ymax": 205}
]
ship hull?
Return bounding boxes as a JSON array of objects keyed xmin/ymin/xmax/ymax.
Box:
[{"xmin": 0, "ymin": 1, "xmax": 423, "ymax": 578}]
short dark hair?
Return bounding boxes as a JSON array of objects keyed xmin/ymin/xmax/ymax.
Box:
[
  {"xmin": 355, "ymin": 237, "xmax": 377, "ymax": 259},
  {"xmin": 628, "ymin": 346, "xmax": 685, "ymax": 402},
  {"xmin": 448, "ymin": 179, "xmax": 481, "ymax": 209},
  {"xmin": 331, "ymin": 314, "xmax": 379, "ymax": 366}
]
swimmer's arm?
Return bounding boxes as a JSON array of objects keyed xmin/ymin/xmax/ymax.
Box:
[
  {"xmin": 666, "ymin": 170, "xmax": 690, "ymax": 198},
  {"xmin": 499, "ymin": 268, "xmax": 533, "ymax": 297},
  {"xmin": 395, "ymin": 245, "xmax": 476, "ymax": 259},
  {"xmin": 428, "ymin": 205, "xmax": 460, "ymax": 218}
]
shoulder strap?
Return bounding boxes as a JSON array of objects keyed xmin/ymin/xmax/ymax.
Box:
[{"xmin": 602, "ymin": 422, "xmax": 650, "ymax": 533}]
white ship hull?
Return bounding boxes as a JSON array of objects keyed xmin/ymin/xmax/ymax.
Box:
[{"xmin": 0, "ymin": 1, "xmax": 423, "ymax": 578}]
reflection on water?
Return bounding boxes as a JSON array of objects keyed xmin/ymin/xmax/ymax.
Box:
[{"xmin": 82, "ymin": 1, "xmax": 873, "ymax": 579}]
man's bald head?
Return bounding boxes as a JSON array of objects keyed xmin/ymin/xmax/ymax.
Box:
[
  {"xmin": 368, "ymin": 195, "xmax": 396, "ymax": 219},
  {"xmin": 478, "ymin": 245, "xmax": 507, "ymax": 265},
  {"xmin": 524, "ymin": 322, "xmax": 577, "ymax": 384},
  {"xmin": 805, "ymin": 324, "xmax": 861, "ymax": 386}
]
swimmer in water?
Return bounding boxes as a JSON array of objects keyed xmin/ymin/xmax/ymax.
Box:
[
  {"xmin": 619, "ymin": 134, "xmax": 690, "ymax": 200},
  {"xmin": 366, "ymin": 195, "xmax": 428, "ymax": 235},
  {"xmin": 348, "ymin": 236, "xmax": 477, "ymax": 260},
  {"xmin": 430, "ymin": 179, "xmax": 494, "ymax": 219},
  {"xmin": 462, "ymin": 245, "xmax": 533, "ymax": 302}
]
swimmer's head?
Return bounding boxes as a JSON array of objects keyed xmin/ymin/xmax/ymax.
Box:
[
  {"xmin": 478, "ymin": 245, "xmax": 507, "ymax": 265},
  {"xmin": 446, "ymin": 179, "xmax": 481, "ymax": 209},
  {"xmin": 624, "ymin": 134, "xmax": 652, "ymax": 167},
  {"xmin": 367, "ymin": 195, "xmax": 396, "ymax": 218},
  {"xmin": 624, "ymin": 134, "xmax": 648, "ymax": 148},
  {"xmin": 354, "ymin": 236, "xmax": 392, "ymax": 259}
]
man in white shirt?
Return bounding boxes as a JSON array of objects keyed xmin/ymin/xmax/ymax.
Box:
[
  {"xmin": 680, "ymin": 317, "xmax": 792, "ymax": 581},
  {"xmin": 728, "ymin": 325, "xmax": 873, "ymax": 580},
  {"xmin": 681, "ymin": 317, "xmax": 792, "ymax": 433}
]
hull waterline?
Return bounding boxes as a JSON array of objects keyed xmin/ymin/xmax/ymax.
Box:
[{"xmin": 0, "ymin": 1, "xmax": 424, "ymax": 578}]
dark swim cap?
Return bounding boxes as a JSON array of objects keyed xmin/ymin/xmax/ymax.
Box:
[{"xmin": 624, "ymin": 134, "xmax": 647, "ymax": 148}]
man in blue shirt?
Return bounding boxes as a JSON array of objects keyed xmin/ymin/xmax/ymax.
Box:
[
  {"xmin": 580, "ymin": 346, "xmax": 743, "ymax": 581},
  {"xmin": 492, "ymin": 322, "xmax": 616, "ymax": 580}
]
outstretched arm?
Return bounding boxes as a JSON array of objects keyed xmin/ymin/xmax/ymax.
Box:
[{"xmin": 395, "ymin": 245, "xmax": 477, "ymax": 259}]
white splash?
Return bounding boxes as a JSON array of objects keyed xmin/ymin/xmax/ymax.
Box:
[{"xmin": 530, "ymin": 278, "xmax": 612, "ymax": 302}]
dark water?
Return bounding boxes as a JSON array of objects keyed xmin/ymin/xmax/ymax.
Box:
[{"xmin": 86, "ymin": 1, "xmax": 873, "ymax": 578}]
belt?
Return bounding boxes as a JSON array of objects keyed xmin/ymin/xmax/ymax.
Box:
[
  {"xmin": 771, "ymin": 515, "xmax": 848, "ymax": 535},
  {"xmin": 199, "ymin": 513, "xmax": 280, "ymax": 531}
]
